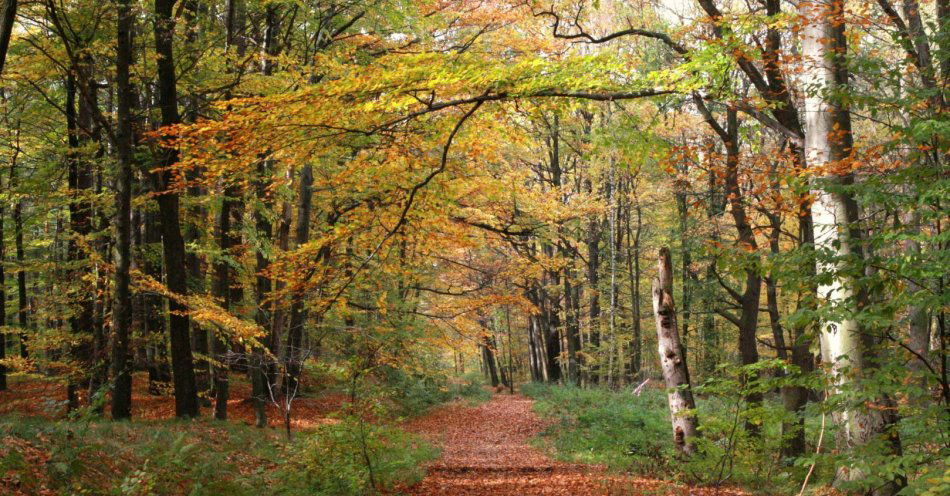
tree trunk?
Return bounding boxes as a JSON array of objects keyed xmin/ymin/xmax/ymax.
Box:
[
  {"xmin": 723, "ymin": 108, "xmax": 763, "ymax": 432},
  {"xmin": 541, "ymin": 284, "xmax": 562, "ymax": 383},
  {"xmin": 13, "ymin": 179, "xmax": 27, "ymax": 359},
  {"xmin": 285, "ymin": 164, "xmax": 313, "ymax": 393},
  {"xmin": 481, "ymin": 334, "xmax": 500, "ymax": 387},
  {"xmin": 674, "ymin": 182, "xmax": 692, "ymax": 355},
  {"xmin": 0, "ymin": 0, "xmax": 16, "ymax": 76},
  {"xmin": 65, "ymin": 74, "xmax": 96, "ymax": 412},
  {"xmin": 802, "ymin": 1, "xmax": 904, "ymax": 491},
  {"xmin": 0, "ymin": 4, "xmax": 18, "ymax": 383},
  {"xmin": 586, "ymin": 200, "xmax": 601, "ymax": 383},
  {"xmin": 625, "ymin": 199, "xmax": 642, "ymax": 381},
  {"xmin": 652, "ymin": 247, "xmax": 699, "ymax": 455},
  {"xmin": 143, "ymin": 209, "xmax": 171, "ymax": 393},
  {"xmin": 152, "ymin": 0, "xmax": 199, "ymax": 418},
  {"xmin": 110, "ymin": 0, "xmax": 134, "ymax": 420},
  {"xmin": 212, "ymin": 182, "xmax": 234, "ymax": 420},
  {"xmin": 0, "ymin": 170, "xmax": 5, "ymax": 391},
  {"xmin": 564, "ymin": 271, "xmax": 580, "ymax": 384}
]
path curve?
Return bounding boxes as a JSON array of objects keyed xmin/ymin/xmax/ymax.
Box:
[{"xmin": 403, "ymin": 392, "xmax": 719, "ymax": 495}]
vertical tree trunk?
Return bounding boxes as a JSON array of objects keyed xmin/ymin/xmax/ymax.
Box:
[
  {"xmin": 481, "ymin": 334, "xmax": 500, "ymax": 387},
  {"xmin": 652, "ymin": 247, "xmax": 699, "ymax": 455},
  {"xmin": 780, "ymin": 213, "xmax": 815, "ymax": 459},
  {"xmin": 143, "ymin": 209, "xmax": 171, "ymax": 393},
  {"xmin": 723, "ymin": 108, "xmax": 763, "ymax": 431},
  {"xmin": 65, "ymin": 75, "xmax": 96, "ymax": 412},
  {"xmin": 285, "ymin": 164, "xmax": 313, "ymax": 393},
  {"xmin": 152, "ymin": 0, "xmax": 198, "ymax": 418},
  {"xmin": 802, "ymin": 1, "xmax": 903, "ymax": 491},
  {"xmin": 586, "ymin": 195, "xmax": 601, "ymax": 383},
  {"xmin": 625, "ymin": 199, "xmax": 642, "ymax": 381},
  {"xmin": 250, "ymin": 0, "xmax": 282, "ymax": 430},
  {"xmin": 13, "ymin": 181, "xmax": 26, "ymax": 359},
  {"xmin": 110, "ymin": 0, "xmax": 134, "ymax": 420},
  {"xmin": 0, "ymin": 170, "xmax": 6, "ymax": 391},
  {"xmin": 0, "ymin": 0, "xmax": 16, "ymax": 76},
  {"xmin": 674, "ymin": 181, "xmax": 692, "ymax": 354},
  {"xmin": 212, "ymin": 184, "xmax": 234, "ymax": 420},
  {"xmin": 6, "ymin": 142, "xmax": 29, "ymax": 361},
  {"xmin": 563, "ymin": 272, "xmax": 580, "ymax": 384},
  {"xmin": 541, "ymin": 284, "xmax": 562, "ymax": 383},
  {"xmin": 506, "ymin": 305, "xmax": 515, "ymax": 394},
  {"xmin": 181, "ymin": 0, "xmax": 210, "ymax": 403}
]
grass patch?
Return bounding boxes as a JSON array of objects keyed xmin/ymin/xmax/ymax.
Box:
[{"xmin": 521, "ymin": 383, "xmax": 675, "ymax": 473}]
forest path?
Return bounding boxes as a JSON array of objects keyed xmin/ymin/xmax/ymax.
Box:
[{"xmin": 402, "ymin": 391, "xmax": 710, "ymax": 495}]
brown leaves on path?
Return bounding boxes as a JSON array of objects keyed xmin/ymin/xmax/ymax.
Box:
[{"xmin": 401, "ymin": 392, "xmax": 744, "ymax": 496}]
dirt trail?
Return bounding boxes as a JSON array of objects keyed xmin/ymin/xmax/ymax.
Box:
[{"xmin": 403, "ymin": 392, "xmax": 728, "ymax": 495}]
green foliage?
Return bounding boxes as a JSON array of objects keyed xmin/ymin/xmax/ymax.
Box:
[
  {"xmin": 368, "ymin": 367, "xmax": 490, "ymax": 417},
  {"xmin": 283, "ymin": 416, "xmax": 437, "ymax": 496},
  {"xmin": 521, "ymin": 383, "xmax": 676, "ymax": 474},
  {"xmin": 0, "ymin": 415, "xmax": 285, "ymax": 495},
  {"xmin": 523, "ymin": 364, "xmax": 821, "ymax": 494},
  {"xmin": 0, "ymin": 412, "xmax": 439, "ymax": 496}
]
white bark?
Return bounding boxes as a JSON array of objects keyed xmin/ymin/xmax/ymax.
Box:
[
  {"xmin": 802, "ymin": 0, "xmax": 860, "ymax": 434},
  {"xmin": 652, "ymin": 247, "xmax": 699, "ymax": 455},
  {"xmin": 801, "ymin": 2, "xmax": 903, "ymax": 492}
]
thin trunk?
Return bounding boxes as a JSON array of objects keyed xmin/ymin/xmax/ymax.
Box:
[
  {"xmin": 586, "ymin": 192, "xmax": 601, "ymax": 382},
  {"xmin": 652, "ymin": 247, "xmax": 699, "ymax": 455},
  {"xmin": 0, "ymin": 170, "xmax": 5, "ymax": 391},
  {"xmin": 506, "ymin": 305, "xmax": 515, "ymax": 393},
  {"xmin": 65, "ymin": 75, "xmax": 95, "ymax": 412},
  {"xmin": 110, "ymin": 0, "xmax": 134, "ymax": 419},
  {"xmin": 13, "ymin": 185, "xmax": 26, "ymax": 359},
  {"xmin": 724, "ymin": 108, "xmax": 763, "ymax": 431},
  {"xmin": 153, "ymin": 0, "xmax": 198, "ymax": 418},
  {"xmin": 212, "ymin": 182, "xmax": 234, "ymax": 420},
  {"xmin": 481, "ymin": 334, "xmax": 500, "ymax": 387},
  {"xmin": 564, "ymin": 271, "xmax": 580, "ymax": 384},
  {"xmin": 625, "ymin": 200, "xmax": 642, "ymax": 380},
  {"xmin": 251, "ymin": 0, "xmax": 283, "ymax": 429},
  {"xmin": 675, "ymin": 180, "xmax": 692, "ymax": 357},
  {"xmin": 286, "ymin": 164, "xmax": 313, "ymax": 393}
]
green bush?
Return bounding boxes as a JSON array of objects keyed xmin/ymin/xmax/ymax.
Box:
[
  {"xmin": 283, "ymin": 416, "xmax": 437, "ymax": 495},
  {"xmin": 522, "ymin": 372, "xmax": 816, "ymax": 494},
  {"xmin": 377, "ymin": 367, "xmax": 489, "ymax": 417},
  {"xmin": 0, "ymin": 415, "xmax": 284, "ymax": 495},
  {"xmin": 0, "ymin": 412, "xmax": 438, "ymax": 496},
  {"xmin": 521, "ymin": 383, "xmax": 675, "ymax": 473}
]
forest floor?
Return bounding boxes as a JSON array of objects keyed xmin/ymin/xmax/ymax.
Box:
[
  {"xmin": 401, "ymin": 391, "xmax": 744, "ymax": 496},
  {"xmin": 0, "ymin": 373, "xmax": 348, "ymax": 429}
]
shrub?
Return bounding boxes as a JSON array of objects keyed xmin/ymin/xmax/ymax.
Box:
[
  {"xmin": 283, "ymin": 416, "xmax": 437, "ymax": 495},
  {"xmin": 521, "ymin": 383, "xmax": 675, "ymax": 473}
]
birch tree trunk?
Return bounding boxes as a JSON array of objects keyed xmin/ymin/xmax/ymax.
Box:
[{"xmin": 652, "ymin": 247, "xmax": 699, "ymax": 455}]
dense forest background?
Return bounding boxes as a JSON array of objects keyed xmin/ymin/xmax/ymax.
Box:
[{"xmin": 0, "ymin": 0, "xmax": 946, "ymax": 495}]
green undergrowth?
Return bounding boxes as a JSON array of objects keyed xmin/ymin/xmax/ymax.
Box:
[
  {"xmin": 521, "ymin": 381, "xmax": 812, "ymax": 494},
  {"xmin": 383, "ymin": 370, "xmax": 491, "ymax": 416},
  {"xmin": 522, "ymin": 375, "xmax": 947, "ymax": 496},
  {"xmin": 0, "ymin": 412, "xmax": 436, "ymax": 496},
  {"xmin": 521, "ymin": 382, "xmax": 676, "ymax": 474},
  {"xmin": 0, "ymin": 368, "xmax": 492, "ymax": 495}
]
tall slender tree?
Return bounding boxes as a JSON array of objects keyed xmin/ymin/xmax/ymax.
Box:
[
  {"xmin": 110, "ymin": 0, "xmax": 135, "ymax": 420},
  {"xmin": 152, "ymin": 0, "xmax": 198, "ymax": 418}
]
